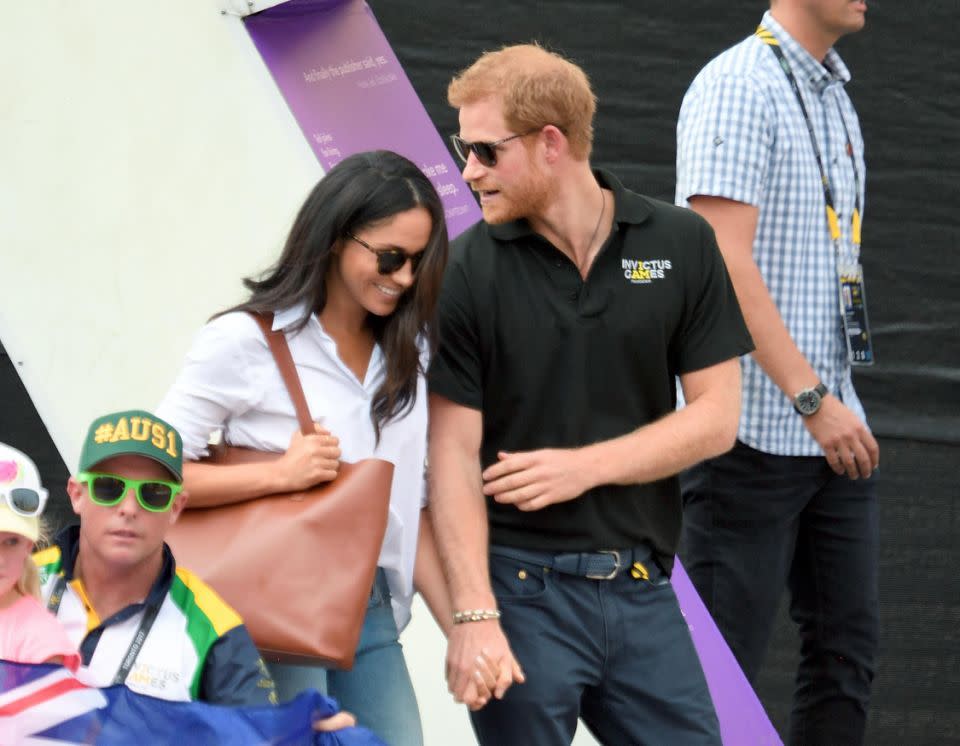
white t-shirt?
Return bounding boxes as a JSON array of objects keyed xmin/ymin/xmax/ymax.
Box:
[{"xmin": 157, "ymin": 304, "xmax": 428, "ymax": 631}]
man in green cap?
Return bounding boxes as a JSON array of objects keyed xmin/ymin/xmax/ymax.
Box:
[
  {"xmin": 34, "ymin": 409, "xmax": 279, "ymax": 705},
  {"xmin": 32, "ymin": 409, "xmax": 351, "ymax": 730}
]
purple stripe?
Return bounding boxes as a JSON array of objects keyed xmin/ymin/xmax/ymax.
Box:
[
  {"xmin": 674, "ymin": 559, "xmax": 783, "ymax": 744},
  {"xmin": 244, "ymin": 0, "xmax": 481, "ymax": 239}
]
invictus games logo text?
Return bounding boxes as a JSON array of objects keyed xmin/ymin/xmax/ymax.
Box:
[{"xmin": 622, "ymin": 258, "xmax": 672, "ymax": 284}]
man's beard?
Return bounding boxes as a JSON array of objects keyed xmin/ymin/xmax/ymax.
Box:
[{"xmin": 481, "ymin": 162, "xmax": 552, "ymax": 225}]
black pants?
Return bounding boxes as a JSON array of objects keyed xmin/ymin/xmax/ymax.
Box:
[{"xmin": 680, "ymin": 440, "xmax": 879, "ymax": 746}]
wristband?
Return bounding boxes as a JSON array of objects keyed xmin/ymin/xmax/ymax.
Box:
[{"xmin": 452, "ymin": 608, "xmax": 501, "ymax": 625}]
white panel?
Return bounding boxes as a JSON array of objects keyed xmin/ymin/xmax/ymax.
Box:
[{"xmin": 0, "ymin": 1, "xmax": 321, "ymax": 468}]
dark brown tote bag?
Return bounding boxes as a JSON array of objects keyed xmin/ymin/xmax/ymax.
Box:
[{"xmin": 166, "ymin": 312, "xmax": 393, "ymax": 669}]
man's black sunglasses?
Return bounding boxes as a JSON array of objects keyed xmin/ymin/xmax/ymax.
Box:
[
  {"xmin": 347, "ymin": 233, "xmax": 425, "ymax": 275},
  {"xmin": 449, "ymin": 128, "xmax": 542, "ymax": 168}
]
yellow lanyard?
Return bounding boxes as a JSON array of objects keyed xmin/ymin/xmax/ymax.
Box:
[{"xmin": 756, "ymin": 26, "xmax": 862, "ymax": 250}]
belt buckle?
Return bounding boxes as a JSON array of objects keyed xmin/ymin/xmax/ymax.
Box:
[{"xmin": 586, "ymin": 550, "xmax": 621, "ymax": 580}]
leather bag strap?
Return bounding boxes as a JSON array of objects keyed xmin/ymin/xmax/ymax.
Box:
[{"xmin": 249, "ymin": 312, "xmax": 314, "ymax": 437}]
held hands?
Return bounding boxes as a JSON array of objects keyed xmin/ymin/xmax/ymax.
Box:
[
  {"xmin": 804, "ymin": 395, "xmax": 879, "ymax": 479},
  {"xmin": 482, "ymin": 449, "xmax": 591, "ymax": 511},
  {"xmin": 275, "ymin": 423, "xmax": 342, "ymax": 491},
  {"xmin": 446, "ymin": 619, "xmax": 525, "ymax": 710}
]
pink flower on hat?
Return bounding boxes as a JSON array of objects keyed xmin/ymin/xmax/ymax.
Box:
[{"xmin": 0, "ymin": 459, "xmax": 19, "ymax": 484}]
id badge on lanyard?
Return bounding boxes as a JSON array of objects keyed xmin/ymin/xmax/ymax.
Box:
[
  {"xmin": 829, "ymin": 205, "xmax": 874, "ymax": 367},
  {"xmin": 838, "ymin": 260, "xmax": 873, "ymax": 365},
  {"xmin": 827, "ymin": 206, "xmax": 873, "ymax": 365}
]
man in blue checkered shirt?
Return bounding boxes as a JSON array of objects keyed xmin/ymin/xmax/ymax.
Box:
[{"xmin": 676, "ymin": 1, "xmax": 878, "ymax": 744}]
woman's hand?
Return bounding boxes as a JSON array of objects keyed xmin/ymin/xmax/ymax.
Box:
[
  {"xmin": 312, "ymin": 710, "xmax": 356, "ymax": 731},
  {"xmin": 274, "ymin": 423, "xmax": 341, "ymax": 491}
]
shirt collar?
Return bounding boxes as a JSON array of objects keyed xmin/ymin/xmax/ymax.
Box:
[
  {"xmin": 760, "ymin": 10, "xmax": 851, "ymax": 93},
  {"xmin": 487, "ymin": 168, "xmax": 652, "ymax": 242},
  {"xmin": 55, "ymin": 525, "xmax": 176, "ymax": 611},
  {"xmin": 272, "ymin": 303, "xmax": 310, "ymax": 331}
]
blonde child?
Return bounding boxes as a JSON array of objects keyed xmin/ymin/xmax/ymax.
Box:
[{"xmin": 0, "ymin": 443, "xmax": 79, "ymax": 671}]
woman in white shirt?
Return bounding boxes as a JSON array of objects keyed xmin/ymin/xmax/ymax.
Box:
[{"xmin": 157, "ymin": 151, "xmax": 463, "ymax": 746}]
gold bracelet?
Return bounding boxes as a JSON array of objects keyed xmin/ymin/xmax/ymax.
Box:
[{"xmin": 452, "ymin": 608, "xmax": 502, "ymax": 625}]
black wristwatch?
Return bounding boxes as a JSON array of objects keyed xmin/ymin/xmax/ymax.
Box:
[{"xmin": 792, "ymin": 382, "xmax": 828, "ymax": 416}]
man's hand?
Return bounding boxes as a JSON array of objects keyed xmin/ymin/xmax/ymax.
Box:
[
  {"xmin": 804, "ymin": 395, "xmax": 879, "ymax": 478},
  {"xmin": 482, "ymin": 449, "xmax": 592, "ymax": 511},
  {"xmin": 312, "ymin": 710, "xmax": 356, "ymax": 731},
  {"xmin": 446, "ymin": 619, "xmax": 525, "ymax": 709},
  {"xmin": 456, "ymin": 650, "xmax": 502, "ymax": 711},
  {"xmin": 275, "ymin": 423, "xmax": 341, "ymax": 491}
]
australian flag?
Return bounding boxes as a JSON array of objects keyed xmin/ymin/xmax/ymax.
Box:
[{"xmin": 0, "ymin": 660, "xmax": 385, "ymax": 745}]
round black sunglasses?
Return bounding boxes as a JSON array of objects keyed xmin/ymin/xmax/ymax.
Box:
[{"xmin": 347, "ymin": 233, "xmax": 425, "ymax": 275}]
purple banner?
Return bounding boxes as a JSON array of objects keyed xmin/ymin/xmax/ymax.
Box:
[
  {"xmin": 244, "ymin": 2, "xmax": 780, "ymax": 743},
  {"xmin": 244, "ymin": 0, "xmax": 481, "ymax": 239},
  {"xmin": 673, "ymin": 560, "xmax": 783, "ymax": 745}
]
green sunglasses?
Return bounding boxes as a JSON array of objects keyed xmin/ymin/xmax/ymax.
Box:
[{"xmin": 77, "ymin": 471, "xmax": 182, "ymax": 513}]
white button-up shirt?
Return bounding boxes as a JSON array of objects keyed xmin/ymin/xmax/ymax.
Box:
[{"xmin": 156, "ymin": 305, "xmax": 428, "ymax": 631}]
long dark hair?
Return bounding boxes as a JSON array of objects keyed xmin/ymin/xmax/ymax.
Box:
[{"xmin": 223, "ymin": 150, "xmax": 449, "ymax": 439}]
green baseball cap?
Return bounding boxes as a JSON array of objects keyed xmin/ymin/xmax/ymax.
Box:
[{"xmin": 79, "ymin": 410, "xmax": 183, "ymax": 482}]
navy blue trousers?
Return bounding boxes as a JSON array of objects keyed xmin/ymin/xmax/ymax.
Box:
[
  {"xmin": 470, "ymin": 546, "xmax": 721, "ymax": 746},
  {"xmin": 681, "ymin": 440, "xmax": 879, "ymax": 746}
]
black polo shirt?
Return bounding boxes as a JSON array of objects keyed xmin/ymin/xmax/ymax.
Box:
[{"xmin": 429, "ymin": 169, "xmax": 753, "ymax": 571}]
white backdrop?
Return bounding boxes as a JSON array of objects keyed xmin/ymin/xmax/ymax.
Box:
[{"xmin": 0, "ymin": 3, "xmax": 599, "ymax": 743}]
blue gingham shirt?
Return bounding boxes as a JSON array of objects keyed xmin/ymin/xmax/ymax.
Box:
[{"xmin": 676, "ymin": 11, "xmax": 868, "ymax": 456}]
